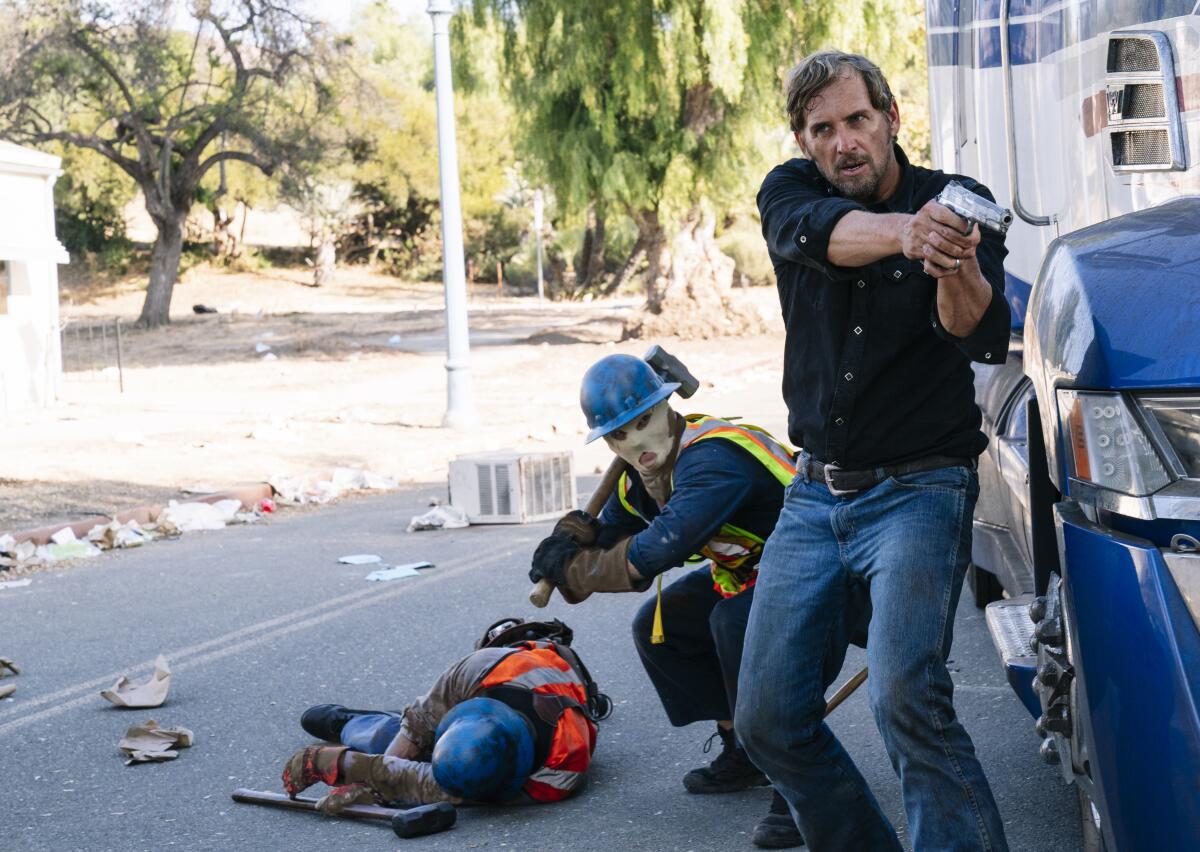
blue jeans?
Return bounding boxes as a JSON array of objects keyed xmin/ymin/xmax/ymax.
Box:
[
  {"xmin": 736, "ymin": 462, "xmax": 1008, "ymax": 852},
  {"xmin": 340, "ymin": 712, "xmax": 403, "ymax": 754}
]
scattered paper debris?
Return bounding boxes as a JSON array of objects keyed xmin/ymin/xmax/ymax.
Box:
[
  {"xmin": 0, "ymin": 657, "xmax": 20, "ymax": 677},
  {"xmin": 365, "ymin": 561, "xmax": 432, "ymax": 582},
  {"xmin": 407, "ymin": 505, "xmax": 469, "ymax": 532},
  {"xmin": 269, "ymin": 468, "xmax": 398, "ymax": 505},
  {"xmin": 102, "ymin": 655, "xmax": 171, "ymax": 709},
  {"xmin": 181, "ymin": 484, "xmax": 221, "ymax": 495},
  {"xmin": 0, "ymin": 684, "xmax": 14, "ymax": 700},
  {"xmin": 158, "ymin": 500, "xmax": 244, "ymax": 533},
  {"xmin": 255, "ymin": 342, "xmax": 272, "ymax": 353},
  {"xmin": 387, "ymin": 334, "xmax": 402, "ymax": 346},
  {"xmin": 118, "ymin": 720, "xmax": 194, "ymax": 765},
  {"xmin": 262, "ymin": 352, "xmax": 279, "ymax": 362},
  {"xmin": 51, "ymin": 527, "xmax": 78, "ymax": 546},
  {"xmin": 87, "ymin": 519, "xmax": 152, "ymax": 550},
  {"xmin": 338, "ymin": 554, "xmax": 382, "ymax": 565},
  {"xmin": 0, "ymin": 578, "xmax": 33, "ymax": 590}
]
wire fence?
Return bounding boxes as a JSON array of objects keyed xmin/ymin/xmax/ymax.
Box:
[{"xmin": 59, "ymin": 318, "xmax": 124, "ymax": 391}]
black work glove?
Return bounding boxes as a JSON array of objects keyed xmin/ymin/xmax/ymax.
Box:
[
  {"xmin": 552, "ymin": 510, "xmax": 600, "ymax": 546},
  {"xmin": 529, "ymin": 533, "xmax": 581, "ymax": 586}
]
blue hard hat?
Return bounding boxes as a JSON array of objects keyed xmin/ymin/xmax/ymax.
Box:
[
  {"xmin": 580, "ymin": 354, "xmax": 680, "ymax": 444},
  {"xmin": 432, "ymin": 697, "xmax": 535, "ymax": 802}
]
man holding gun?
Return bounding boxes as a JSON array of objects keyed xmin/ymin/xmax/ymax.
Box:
[{"xmin": 736, "ymin": 51, "xmax": 1012, "ymax": 851}]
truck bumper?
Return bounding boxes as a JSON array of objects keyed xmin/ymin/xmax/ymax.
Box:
[{"xmin": 1055, "ymin": 501, "xmax": 1200, "ymax": 850}]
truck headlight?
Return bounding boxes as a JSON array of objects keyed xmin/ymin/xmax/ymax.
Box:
[
  {"xmin": 1058, "ymin": 390, "xmax": 1171, "ymax": 496},
  {"xmin": 1139, "ymin": 395, "xmax": 1200, "ymax": 478}
]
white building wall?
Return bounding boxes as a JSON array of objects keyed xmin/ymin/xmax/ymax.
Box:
[{"xmin": 0, "ymin": 143, "xmax": 69, "ymax": 412}]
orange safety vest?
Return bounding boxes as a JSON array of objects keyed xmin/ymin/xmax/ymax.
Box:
[
  {"xmin": 478, "ymin": 642, "xmax": 597, "ymax": 803},
  {"xmin": 617, "ymin": 414, "xmax": 796, "ymax": 598}
]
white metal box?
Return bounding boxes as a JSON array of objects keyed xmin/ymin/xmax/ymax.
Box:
[{"xmin": 448, "ymin": 451, "xmax": 576, "ymax": 524}]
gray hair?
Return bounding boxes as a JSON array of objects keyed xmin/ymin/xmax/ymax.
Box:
[{"xmin": 784, "ymin": 51, "xmax": 895, "ymax": 133}]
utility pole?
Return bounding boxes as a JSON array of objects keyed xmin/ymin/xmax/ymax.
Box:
[
  {"xmin": 534, "ymin": 188, "xmax": 545, "ymax": 303},
  {"xmin": 427, "ymin": 0, "xmax": 477, "ymax": 428}
]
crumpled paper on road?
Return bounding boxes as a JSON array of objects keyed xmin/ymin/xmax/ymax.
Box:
[
  {"xmin": 407, "ymin": 505, "xmax": 469, "ymax": 532},
  {"xmin": 101, "ymin": 655, "xmax": 171, "ymax": 708},
  {"xmin": 1, "ymin": 535, "xmax": 47, "ymax": 570},
  {"xmin": 269, "ymin": 467, "xmax": 398, "ymax": 505},
  {"xmin": 43, "ymin": 528, "xmax": 102, "ymax": 561},
  {"xmin": 87, "ymin": 519, "xmax": 152, "ymax": 550},
  {"xmin": 118, "ymin": 720, "xmax": 194, "ymax": 765},
  {"xmin": 156, "ymin": 499, "xmax": 246, "ymax": 534}
]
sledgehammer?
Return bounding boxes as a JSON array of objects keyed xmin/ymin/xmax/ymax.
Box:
[
  {"xmin": 231, "ymin": 788, "xmax": 456, "ymax": 838},
  {"xmin": 530, "ymin": 345, "xmax": 701, "ymax": 608}
]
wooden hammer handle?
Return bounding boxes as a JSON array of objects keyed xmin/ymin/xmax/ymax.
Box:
[{"xmin": 529, "ymin": 455, "xmax": 628, "ymax": 608}]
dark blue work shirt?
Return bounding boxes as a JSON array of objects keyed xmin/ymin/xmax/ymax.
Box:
[
  {"xmin": 595, "ymin": 438, "xmax": 784, "ymax": 579},
  {"xmin": 758, "ymin": 145, "xmax": 1010, "ymax": 468}
]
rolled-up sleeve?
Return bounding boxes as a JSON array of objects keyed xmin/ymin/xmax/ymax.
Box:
[
  {"xmin": 931, "ymin": 181, "xmax": 1010, "ymax": 364},
  {"xmin": 758, "ymin": 162, "xmax": 864, "ymax": 276}
]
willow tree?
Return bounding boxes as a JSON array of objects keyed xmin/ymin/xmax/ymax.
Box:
[
  {"xmin": 467, "ymin": 0, "xmax": 923, "ymax": 336},
  {"xmin": 0, "ymin": 0, "xmax": 341, "ymax": 327}
]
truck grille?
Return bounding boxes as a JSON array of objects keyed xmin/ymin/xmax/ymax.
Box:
[
  {"xmin": 1105, "ymin": 31, "xmax": 1184, "ymax": 172},
  {"xmin": 1108, "ymin": 37, "xmax": 1159, "ymax": 73}
]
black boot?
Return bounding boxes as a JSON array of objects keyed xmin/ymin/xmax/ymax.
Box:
[
  {"xmin": 300, "ymin": 704, "xmax": 376, "ymax": 743},
  {"xmin": 681, "ymin": 726, "xmax": 769, "ymax": 794},
  {"xmin": 753, "ymin": 789, "xmax": 805, "ymax": 849}
]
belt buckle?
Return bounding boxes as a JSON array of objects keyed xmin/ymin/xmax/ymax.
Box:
[{"xmin": 823, "ymin": 462, "xmax": 859, "ymax": 497}]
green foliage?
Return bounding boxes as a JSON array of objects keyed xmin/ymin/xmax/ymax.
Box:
[
  {"xmin": 335, "ymin": 1, "xmax": 525, "ymax": 279},
  {"xmin": 717, "ymin": 215, "xmax": 774, "ymax": 288},
  {"xmin": 52, "ymin": 145, "xmax": 133, "ymax": 255}
]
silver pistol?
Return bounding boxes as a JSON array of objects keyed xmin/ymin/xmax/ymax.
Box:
[{"xmin": 934, "ymin": 180, "xmax": 1013, "ymax": 235}]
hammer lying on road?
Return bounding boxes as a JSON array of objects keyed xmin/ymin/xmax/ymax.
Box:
[
  {"xmin": 231, "ymin": 788, "xmax": 456, "ymax": 839},
  {"xmin": 529, "ymin": 344, "xmax": 701, "ymax": 609}
]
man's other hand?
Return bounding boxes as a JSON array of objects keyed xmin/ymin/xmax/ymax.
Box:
[
  {"xmin": 529, "ymin": 533, "xmax": 580, "ymax": 586},
  {"xmin": 901, "ymin": 199, "xmax": 981, "ymax": 276},
  {"xmin": 552, "ymin": 510, "xmax": 600, "ymax": 546}
]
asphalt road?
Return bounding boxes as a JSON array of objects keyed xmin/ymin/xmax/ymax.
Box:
[{"xmin": 0, "ymin": 483, "xmax": 1081, "ymax": 851}]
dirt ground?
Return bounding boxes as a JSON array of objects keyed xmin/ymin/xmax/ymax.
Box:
[{"xmin": 1, "ymin": 264, "xmax": 790, "ymax": 534}]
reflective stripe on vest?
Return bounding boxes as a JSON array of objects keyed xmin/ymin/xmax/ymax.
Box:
[
  {"xmin": 479, "ymin": 642, "xmax": 597, "ymax": 803},
  {"xmin": 615, "ymin": 415, "xmax": 795, "ymax": 597}
]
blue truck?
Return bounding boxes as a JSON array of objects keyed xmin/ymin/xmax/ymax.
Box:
[{"xmin": 926, "ymin": 1, "xmax": 1200, "ymax": 848}]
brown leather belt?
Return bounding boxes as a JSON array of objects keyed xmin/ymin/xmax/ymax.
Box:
[{"xmin": 803, "ymin": 454, "xmax": 974, "ymax": 497}]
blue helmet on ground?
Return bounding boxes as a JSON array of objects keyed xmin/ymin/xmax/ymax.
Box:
[
  {"xmin": 432, "ymin": 697, "xmax": 535, "ymax": 802},
  {"xmin": 580, "ymin": 354, "xmax": 680, "ymax": 444}
]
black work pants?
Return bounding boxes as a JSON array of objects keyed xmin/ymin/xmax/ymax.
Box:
[{"xmin": 631, "ymin": 565, "xmax": 753, "ymax": 727}]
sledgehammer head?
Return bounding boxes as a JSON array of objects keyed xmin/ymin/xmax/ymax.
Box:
[
  {"xmin": 392, "ymin": 802, "xmax": 456, "ymax": 838},
  {"xmin": 644, "ymin": 345, "xmax": 699, "ymax": 399}
]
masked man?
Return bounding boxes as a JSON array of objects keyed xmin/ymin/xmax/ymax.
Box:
[
  {"xmin": 530, "ymin": 353, "xmax": 837, "ymax": 849},
  {"xmin": 281, "ymin": 636, "xmax": 598, "ymax": 812}
]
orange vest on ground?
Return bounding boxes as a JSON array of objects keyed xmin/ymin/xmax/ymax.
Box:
[{"xmin": 478, "ymin": 642, "xmax": 597, "ymax": 802}]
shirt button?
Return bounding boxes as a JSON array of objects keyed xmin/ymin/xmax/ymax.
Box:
[
  {"xmin": 931, "ymin": 320, "xmax": 938, "ymax": 328},
  {"xmin": 985, "ymin": 352, "xmax": 992, "ymax": 359},
  {"xmin": 893, "ymin": 270, "xmax": 903, "ymax": 279},
  {"xmin": 844, "ymin": 372, "xmax": 854, "ymax": 381},
  {"xmin": 857, "ymin": 280, "xmax": 865, "ymax": 288},
  {"xmin": 835, "ymin": 417, "xmax": 845, "ymax": 426},
  {"xmin": 799, "ymin": 235, "xmax": 807, "ymax": 243},
  {"xmin": 854, "ymin": 326, "xmax": 863, "ymax": 335}
]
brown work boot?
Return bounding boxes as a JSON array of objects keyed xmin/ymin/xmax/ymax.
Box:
[
  {"xmin": 316, "ymin": 782, "xmax": 377, "ymax": 814},
  {"xmin": 282, "ymin": 745, "xmax": 347, "ymax": 797}
]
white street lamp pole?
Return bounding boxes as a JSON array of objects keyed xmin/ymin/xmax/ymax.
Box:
[
  {"xmin": 427, "ymin": 0, "xmax": 477, "ymax": 428},
  {"xmin": 533, "ymin": 188, "xmax": 545, "ymax": 303}
]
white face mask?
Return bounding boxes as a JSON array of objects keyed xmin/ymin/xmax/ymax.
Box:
[{"xmin": 603, "ymin": 401, "xmax": 676, "ymax": 476}]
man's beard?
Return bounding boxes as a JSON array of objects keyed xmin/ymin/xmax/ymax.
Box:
[{"xmin": 823, "ymin": 140, "xmax": 896, "ymax": 202}]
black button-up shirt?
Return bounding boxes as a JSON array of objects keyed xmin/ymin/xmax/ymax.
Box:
[{"xmin": 758, "ymin": 145, "xmax": 1010, "ymax": 469}]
